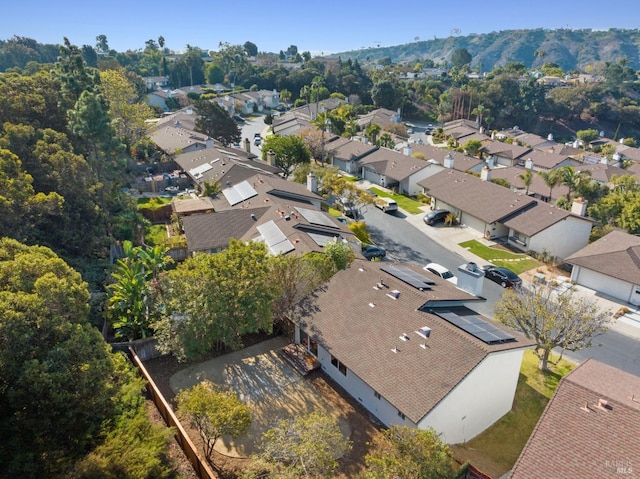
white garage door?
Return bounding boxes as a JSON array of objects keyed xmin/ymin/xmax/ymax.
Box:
[
  {"xmin": 460, "ymin": 213, "xmax": 487, "ymax": 236},
  {"xmin": 575, "ymin": 268, "xmax": 631, "ymax": 303}
]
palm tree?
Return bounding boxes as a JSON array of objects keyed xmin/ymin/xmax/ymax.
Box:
[
  {"xmin": 517, "ymin": 169, "xmax": 533, "ymax": 195},
  {"xmin": 365, "ymin": 123, "xmax": 381, "ymax": 144},
  {"xmin": 537, "ymin": 169, "xmax": 561, "ymax": 201},
  {"xmin": 559, "ymin": 165, "xmax": 591, "ymax": 201},
  {"xmin": 471, "ymin": 104, "xmax": 491, "ymax": 130}
]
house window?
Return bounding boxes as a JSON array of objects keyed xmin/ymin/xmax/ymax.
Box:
[
  {"xmin": 374, "ymin": 391, "xmax": 381, "ymax": 400},
  {"xmin": 330, "ymin": 355, "xmax": 347, "ymax": 376},
  {"xmin": 397, "ymin": 410, "xmax": 406, "ymax": 420}
]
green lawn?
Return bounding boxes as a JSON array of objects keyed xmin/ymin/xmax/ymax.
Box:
[
  {"xmin": 459, "ymin": 240, "xmax": 541, "ymax": 274},
  {"xmin": 451, "ymin": 351, "xmax": 575, "ymax": 478},
  {"xmin": 366, "ymin": 187, "xmax": 424, "ymax": 214},
  {"xmin": 144, "ymin": 224, "xmax": 168, "ymax": 246},
  {"xmin": 137, "ymin": 196, "xmax": 172, "ymax": 209}
]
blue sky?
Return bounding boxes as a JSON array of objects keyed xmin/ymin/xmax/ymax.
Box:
[{"xmin": 2, "ymin": 0, "xmax": 639, "ymax": 55}]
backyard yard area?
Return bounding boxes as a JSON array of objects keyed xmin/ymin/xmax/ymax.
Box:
[
  {"xmin": 452, "ymin": 350, "xmax": 574, "ymax": 478},
  {"xmin": 459, "ymin": 239, "xmax": 541, "ymax": 274},
  {"xmin": 144, "ymin": 335, "xmax": 381, "ymax": 478}
]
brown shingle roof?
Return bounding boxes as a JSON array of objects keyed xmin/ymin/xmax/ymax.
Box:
[
  {"xmin": 501, "ymin": 200, "xmax": 573, "ymax": 236},
  {"xmin": 481, "ymin": 140, "xmax": 532, "ymax": 160},
  {"xmin": 511, "ymin": 359, "xmax": 640, "ymax": 479},
  {"xmin": 566, "ymin": 230, "xmax": 640, "ymax": 284},
  {"xmin": 418, "ymin": 169, "xmax": 537, "ymax": 223},
  {"xmin": 294, "ymin": 261, "xmax": 533, "ymax": 424},
  {"xmin": 410, "ymin": 144, "xmax": 484, "ymax": 172},
  {"xmin": 488, "ymin": 166, "xmax": 569, "ymax": 200},
  {"xmin": 359, "ymin": 148, "xmax": 430, "ymax": 182}
]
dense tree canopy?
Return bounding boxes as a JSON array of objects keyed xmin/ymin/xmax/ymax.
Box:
[
  {"xmin": 194, "ymin": 99, "xmax": 241, "ymax": 146},
  {"xmin": 155, "ymin": 240, "xmax": 276, "ymax": 360},
  {"xmin": 0, "ymin": 239, "xmax": 116, "ymax": 476}
]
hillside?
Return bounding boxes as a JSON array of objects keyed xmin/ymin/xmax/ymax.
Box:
[{"xmin": 329, "ymin": 28, "xmax": 640, "ymax": 72}]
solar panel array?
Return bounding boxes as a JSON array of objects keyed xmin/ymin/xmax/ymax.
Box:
[
  {"xmin": 380, "ymin": 265, "xmax": 435, "ymax": 290},
  {"xmin": 222, "ymin": 180, "xmax": 258, "ymax": 206},
  {"xmin": 295, "ymin": 207, "xmax": 339, "ymax": 228},
  {"xmin": 435, "ymin": 310, "xmax": 516, "ymax": 345},
  {"xmin": 257, "ymin": 220, "xmax": 295, "ymax": 255},
  {"xmin": 307, "ymin": 232, "xmax": 338, "ymax": 247}
]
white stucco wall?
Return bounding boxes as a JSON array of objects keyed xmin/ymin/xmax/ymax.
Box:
[
  {"xmin": 527, "ymin": 216, "xmax": 592, "ymax": 260},
  {"xmin": 403, "ymin": 168, "xmax": 440, "ymax": 196},
  {"xmin": 419, "ymin": 348, "xmax": 526, "ymax": 444},
  {"xmin": 313, "ymin": 342, "xmax": 411, "ymax": 428},
  {"xmin": 571, "ymin": 266, "xmax": 640, "ymax": 305}
]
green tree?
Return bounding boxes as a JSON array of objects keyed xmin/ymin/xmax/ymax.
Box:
[
  {"xmin": 194, "ymin": 99, "xmax": 241, "ymax": 146},
  {"xmin": 243, "ymin": 41, "xmax": 258, "ymax": 57},
  {"xmin": 462, "ymin": 138, "xmax": 482, "ymax": 157},
  {"xmin": 106, "ymin": 241, "xmax": 173, "ymax": 341},
  {"xmin": 100, "ymin": 69, "xmax": 154, "ymax": 148},
  {"xmin": 96, "ymin": 34, "xmax": 109, "ymax": 54},
  {"xmin": 589, "ymin": 175, "xmax": 640, "ymax": 233},
  {"xmin": 450, "ymin": 48, "xmax": 472, "ymax": 68},
  {"xmin": 559, "ymin": 165, "xmax": 592, "ymax": 201},
  {"xmin": 155, "ymin": 240, "xmax": 276, "ymax": 360},
  {"xmin": 69, "ymin": 353, "xmax": 173, "ymax": 479},
  {"xmin": 0, "ymin": 239, "xmax": 117, "ymax": 476},
  {"xmin": 176, "ymin": 381, "xmax": 251, "ymax": 462},
  {"xmin": 365, "ymin": 123, "xmax": 382, "ymax": 144},
  {"xmin": 378, "ymin": 132, "xmax": 395, "ymax": 148},
  {"xmin": 576, "ymin": 128, "xmax": 600, "ymax": 143},
  {"xmin": 67, "ymin": 89, "xmax": 119, "ymax": 175},
  {"xmin": 494, "ymin": 283, "xmax": 611, "ymax": 371},
  {"xmin": 261, "ymin": 134, "xmax": 311, "ymax": 177},
  {"xmin": 371, "ymin": 79, "xmax": 398, "ymax": 109},
  {"xmin": 537, "ymin": 168, "xmax": 561, "ymax": 200},
  {"xmin": 361, "ymin": 425, "xmax": 455, "ymax": 479},
  {"xmin": 324, "ymin": 237, "xmax": 355, "ymax": 271},
  {"xmin": 517, "ymin": 168, "xmax": 534, "ymax": 195},
  {"xmin": 258, "ymin": 411, "xmax": 351, "ymax": 479}
]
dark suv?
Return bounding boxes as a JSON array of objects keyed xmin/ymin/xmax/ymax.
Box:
[{"xmin": 423, "ymin": 209, "xmax": 450, "ymax": 226}]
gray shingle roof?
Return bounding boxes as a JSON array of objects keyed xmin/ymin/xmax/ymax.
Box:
[
  {"xmin": 511, "ymin": 359, "xmax": 640, "ymax": 479},
  {"xmin": 419, "ymin": 169, "xmax": 537, "ymax": 223},
  {"xmin": 566, "ymin": 230, "xmax": 640, "ymax": 284},
  {"xmin": 293, "ymin": 261, "xmax": 533, "ymax": 424},
  {"xmin": 359, "ymin": 148, "xmax": 430, "ymax": 182}
]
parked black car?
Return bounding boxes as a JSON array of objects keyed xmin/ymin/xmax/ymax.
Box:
[
  {"xmin": 361, "ymin": 245, "xmax": 386, "ymax": 261},
  {"xmin": 482, "ymin": 265, "xmax": 522, "ymax": 288},
  {"xmin": 423, "ymin": 209, "xmax": 450, "ymax": 226}
]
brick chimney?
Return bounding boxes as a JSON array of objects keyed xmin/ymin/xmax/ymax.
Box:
[
  {"xmin": 267, "ymin": 150, "xmax": 277, "ymax": 166},
  {"xmin": 480, "ymin": 165, "xmax": 491, "ymax": 181},
  {"xmin": 444, "ymin": 153, "xmax": 454, "ymax": 169},
  {"xmin": 307, "ymin": 172, "xmax": 317, "ymax": 193}
]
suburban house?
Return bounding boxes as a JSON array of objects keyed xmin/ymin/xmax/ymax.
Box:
[
  {"xmin": 410, "ymin": 144, "xmax": 485, "ymax": 173},
  {"xmin": 173, "ymin": 144, "xmax": 278, "ymax": 190},
  {"xmin": 148, "ymin": 108, "xmax": 213, "ymax": 155},
  {"xmin": 272, "ymin": 98, "xmax": 345, "ymax": 136},
  {"xmin": 358, "ymin": 146, "xmax": 438, "ymax": 196},
  {"xmin": 510, "ymin": 359, "xmax": 640, "ymax": 479},
  {"xmin": 290, "ymin": 260, "xmax": 534, "ymax": 444},
  {"xmin": 144, "ymin": 75, "xmax": 170, "ymax": 90},
  {"xmin": 232, "ymin": 89, "xmax": 280, "ymax": 114},
  {"xmin": 480, "ymin": 140, "xmax": 532, "ymax": 167},
  {"xmin": 355, "ymin": 107, "xmax": 402, "ymax": 130},
  {"xmin": 443, "ymin": 119, "xmax": 489, "ymax": 144},
  {"xmin": 180, "ymin": 172, "xmax": 357, "ymax": 255},
  {"xmin": 566, "ymin": 230, "xmax": 640, "ymax": 307},
  {"xmin": 516, "ymin": 149, "xmax": 580, "ymax": 171},
  {"xmin": 575, "ymin": 161, "xmax": 632, "ymax": 187},
  {"xmin": 418, "ymin": 169, "xmax": 593, "ymax": 260},
  {"xmin": 326, "ymin": 138, "xmax": 378, "ymax": 175}
]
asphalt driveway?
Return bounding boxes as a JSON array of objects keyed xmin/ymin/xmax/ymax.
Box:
[{"xmin": 170, "ymin": 336, "xmax": 351, "ymax": 457}]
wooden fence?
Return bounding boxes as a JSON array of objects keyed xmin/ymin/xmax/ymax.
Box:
[{"xmin": 129, "ymin": 347, "xmax": 217, "ymax": 479}]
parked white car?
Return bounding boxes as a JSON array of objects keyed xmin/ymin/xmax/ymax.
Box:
[
  {"xmin": 374, "ymin": 197, "xmax": 398, "ymax": 213},
  {"xmin": 424, "ymin": 262, "xmax": 457, "ymax": 285}
]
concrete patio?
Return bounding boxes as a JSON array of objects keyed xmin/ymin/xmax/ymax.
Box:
[{"xmin": 170, "ymin": 336, "xmax": 351, "ymax": 458}]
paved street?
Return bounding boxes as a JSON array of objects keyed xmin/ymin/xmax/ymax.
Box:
[{"xmin": 357, "ymin": 180, "xmax": 640, "ymax": 376}]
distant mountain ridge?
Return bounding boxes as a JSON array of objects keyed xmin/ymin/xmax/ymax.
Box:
[{"xmin": 329, "ymin": 28, "xmax": 640, "ymax": 72}]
